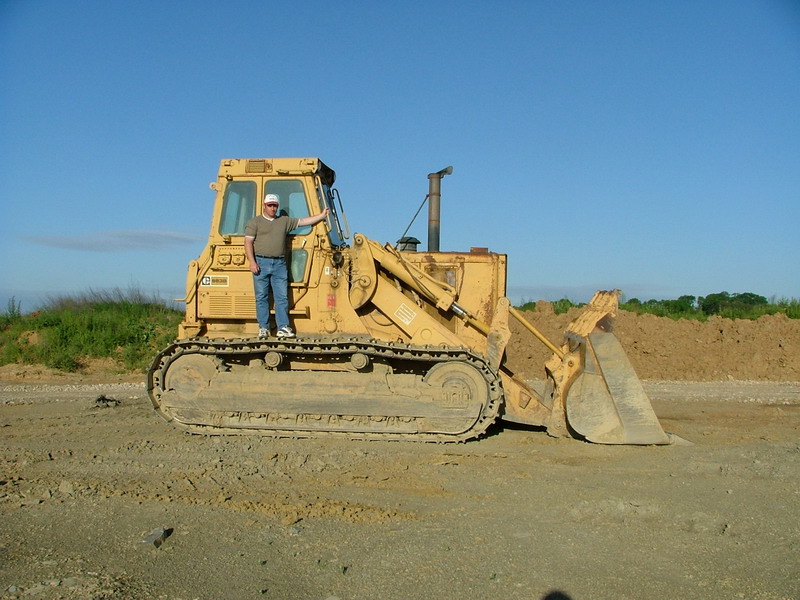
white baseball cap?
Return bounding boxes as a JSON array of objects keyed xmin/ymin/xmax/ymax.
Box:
[{"xmin": 264, "ymin": 194, "xmax": 279, "ymax": 205}]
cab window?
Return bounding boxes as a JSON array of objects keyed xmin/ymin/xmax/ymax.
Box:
[
  {"xmin": 265, "ymin": 180, "xmax": 311, "ymax": 235},
  {"xmin": 219, "ymin": 181, "xmax": 256, "ymax": 235}
]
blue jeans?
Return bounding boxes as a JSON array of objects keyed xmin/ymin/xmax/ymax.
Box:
[{"xmin": 253, "ymin": 257, "xmax": 289, "ymax": 330}]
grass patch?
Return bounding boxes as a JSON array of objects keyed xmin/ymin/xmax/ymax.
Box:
[{"xmin": 0, "ymin": 288, "xmax": 182, "ymax": 372}]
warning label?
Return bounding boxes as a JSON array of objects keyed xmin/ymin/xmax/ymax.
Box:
[{"xmin": 395, "ymin": 303, "xmax": 417, "ymax": 326}]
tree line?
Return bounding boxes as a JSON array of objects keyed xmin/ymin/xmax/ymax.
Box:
[{"xmin": 518, "ymin": 291, "xmax": 799, "ymax": 320}]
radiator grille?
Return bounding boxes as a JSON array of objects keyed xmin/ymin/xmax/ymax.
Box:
[{"xmin": 202, "ymin": 294, "xmax": 256, "ymax": 318}]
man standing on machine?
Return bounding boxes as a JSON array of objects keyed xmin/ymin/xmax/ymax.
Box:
[{"xmin": 244, "ymin": 193, "xmax": 328, "ymax": 338}]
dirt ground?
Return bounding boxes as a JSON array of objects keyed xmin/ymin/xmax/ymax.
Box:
[{"xmin": 1, "ymin": 308, "xmax": 799, "ymax": 600}]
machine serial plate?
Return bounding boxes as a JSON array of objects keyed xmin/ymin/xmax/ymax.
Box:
[{"xmin": 201, "ymin": 275, "xmax": 230, "ymax": 287}]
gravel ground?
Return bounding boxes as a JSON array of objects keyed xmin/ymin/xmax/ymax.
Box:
[{"xmin": 1, "ymin": 379, "xmax": 799, "ymax": 600}]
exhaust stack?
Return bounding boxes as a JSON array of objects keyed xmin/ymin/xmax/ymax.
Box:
[{"xmin": 427, "ymin": 166, "xmax": 453, "ymax": 252}]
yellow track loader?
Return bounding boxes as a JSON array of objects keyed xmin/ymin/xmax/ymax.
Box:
[{"xmin": 148, "ymin": 158, "xmax": 672, "ymax": 444}]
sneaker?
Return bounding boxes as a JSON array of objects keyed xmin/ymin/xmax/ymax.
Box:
[
  {"xmin": 258, "ymin": 328, "xmax": 269, "ymax": 338},
  {"xmin": 276, "ymin": 326, "xmax": 295, "ymax": 338}
]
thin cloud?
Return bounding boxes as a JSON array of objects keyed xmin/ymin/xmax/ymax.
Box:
[{"xmin": 23, "ymin": 230, "xmax": 205, "ymax": 252}]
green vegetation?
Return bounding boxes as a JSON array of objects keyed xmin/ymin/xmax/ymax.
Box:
[
  {"xmin": 0, "ymin": 288, "xmax": 182, "ymax": 372},
  {"xmin": 516, "ymin": 291, "xmax": 800, "ymax": 321},
  {"xmin": 622, "ymin": 292, "xmax": 799, "ymax": 320},
  {"xmin": 516, "ymin": 298, "xmax": 577, "ymax": 315}
]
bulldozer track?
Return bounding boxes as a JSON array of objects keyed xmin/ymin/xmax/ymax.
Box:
[{"xmin": 147, "ymin": 336, "xmax": 504, "ymax": 442}]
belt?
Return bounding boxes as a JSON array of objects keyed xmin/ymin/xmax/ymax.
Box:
[{"xmin": 256, "ymin": 255, "xmax": 284, "ymax": 259}]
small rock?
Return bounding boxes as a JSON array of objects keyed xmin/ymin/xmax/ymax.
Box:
[
  {"xmin": 139, "ymin": 526, "xmax": 173, "ymax": 548},
  {"xmin": 94, "ymin": 394, "xmax": 120, "ymax": 407},
  {"xmin": 59, "ymin": 480, "xmax": 75, "ymax": 496}
]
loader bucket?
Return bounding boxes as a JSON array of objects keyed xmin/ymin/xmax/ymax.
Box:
[
  {"xmin": 565, "ymin": 331, "xmax": 670, "ymax": 445},
  {"xmin": 508, "ymin": 291, "xmax": 671, "ymax": 444}
]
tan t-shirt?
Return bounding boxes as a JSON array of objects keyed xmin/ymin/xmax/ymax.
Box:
[{"xmin": 244, "ymin": 215, "xmax": 300, "ymax": 257}]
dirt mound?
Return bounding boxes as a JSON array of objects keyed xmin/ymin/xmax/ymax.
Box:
[{"xmin": 506, "ymin": 302, "xmax": 800, "ymax": 381}]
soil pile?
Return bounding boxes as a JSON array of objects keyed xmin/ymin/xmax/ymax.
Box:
[{"xmin": 506, "ymin": 303, "xmax": 799, "ymax": 381}]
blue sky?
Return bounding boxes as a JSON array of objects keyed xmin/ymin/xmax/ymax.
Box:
[{"xmin": 1, "ymin": 0, "xmax": 798, "ymax": 312}]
